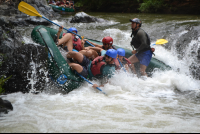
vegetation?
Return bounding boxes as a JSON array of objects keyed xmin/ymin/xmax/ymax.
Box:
[
  {"xmin": 137, "ymin": 0, "xmax": 167, "ymax": 12},
  {"xmin": 74, "ymin": 0, "xmax": 123, "ymax": 10},
  {"xmin": 0, "ymin": 75, "xmax": 12, "ymax": 94},
  {"xmin": 0, "ymin": 54, "xmax": 12, "ymax": 95},
  {"xmin": 75, "ymin": 0, "xmax": 140, "ymax": 12},
  {"xmin": 73, "ymin": 0, "xmax": 167, "ymax": 12},
  {"xmin": 46, "ymin": 0, "xmax": 200, "ymax": 14}
]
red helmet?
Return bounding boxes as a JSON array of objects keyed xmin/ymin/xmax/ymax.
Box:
[{"xmin": 102, "ymin": 36, "xmax": 113, "ymax": 45}]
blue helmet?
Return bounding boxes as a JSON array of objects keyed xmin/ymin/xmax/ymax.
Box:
[
  {"xmin": 117, "ymin": 48, "xmax": 125, "ymax": 57},
  {"xmin": 106, "ymin": 49, "xmax": 117, "ymax": 59},
  {"xmin": 68, "ymin": 27, "xmax": 78, "ymax": 34}
]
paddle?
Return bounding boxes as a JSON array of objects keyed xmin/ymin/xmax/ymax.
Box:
[
  {"xmin": 131, "ymin": 39, "xmax": 168, "ymax": 50},
  {"xmin": 76, "ymin": 72, "xmax": 107, "ymax": 95},
  {"xmin": 18, "ymin": 1, "xmax": 95, "ymax": 47},
  {"xmin": 117, "ymin": 58, "xmax": 126, "ymax": 72},
  {"xmin": 151, "ymin": 39, "xmax": 168, "ymax": 46}
]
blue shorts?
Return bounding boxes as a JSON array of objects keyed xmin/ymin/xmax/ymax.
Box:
[
  {"xmin": 79, "ymin": 56, "xmax": 90, "ymax": 78},
  {"xmin": 135, "ymin": 50, "xmax": 152, "ymax": 66}
]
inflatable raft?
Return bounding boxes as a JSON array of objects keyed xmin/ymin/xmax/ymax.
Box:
[
  {"xmin": 31, "ymin": 25, "xmax": 171, "ymax": 93},
  {"xmin": 49, "ymin": 4, "xmax": 75, "ymax": 14}
]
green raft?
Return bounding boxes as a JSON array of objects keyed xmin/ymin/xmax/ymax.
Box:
[
  {"xmin": 49, "ymin": 4, "xmax": 75, "ymax": 14},
  {"xmin": 31, "ymin": 25, "xmax": 171, "ymax": 93}
]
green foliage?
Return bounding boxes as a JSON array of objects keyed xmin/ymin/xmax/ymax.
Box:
[
  {"xmin": 46, "ymin": 0, "xmax": 169, "ymax": 13},
  {"xmin": 3, "ymin": 33, "xmax": 8, "ymax": 39},
  {"xmin": 138, "ymin": 0, "xmax": 166, "ymax": 12},
  {"xmin": 0, "ymin": 54, "xmax": 12, "ymax": 95},
  {"xmin": 22, "ymin": 41, "xmax": 25, "ymax": 45},
  {"xmin": 74, "ymin": 2, "xmax": 83, "ymax": 7},
  {"xmin": 74, "ymin": 0, "xmax": 127, "ymax": 10},
  {"xmin": 0, "ymin": 75, "xmax": 12, "ymax": 94}
]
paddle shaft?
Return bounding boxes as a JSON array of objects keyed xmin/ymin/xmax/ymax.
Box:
[
  {"xmin": 117, "ymin": 58, "xmax": 126, "ymax": 72},
  {"xmin": 76, "ymin": 72, "xmax": 107, "ymax": 95}
]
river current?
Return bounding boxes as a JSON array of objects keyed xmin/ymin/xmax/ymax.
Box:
[{"xmin": 0, "ymin": 12, "xmax": 200, "ymax": 133}]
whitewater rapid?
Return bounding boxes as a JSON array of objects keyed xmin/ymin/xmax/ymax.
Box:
[{"xmin": 1, "ymin": 12, "xmax": 200, "ymax": 133}]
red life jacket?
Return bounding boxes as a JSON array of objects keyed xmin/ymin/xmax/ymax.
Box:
[
  {"xmin": 72, "ymin": 36, "xmax": 82, "ymax": 51},
  {"xmin": 114, "ymin": 58, "xmax": 120, "ymax": 70},
  {"xmin": 63, "ymin": 33, "xmax": 82, "ymax": 51},
  {"xmin": 91, "ymin": 56, "xmax": 106, "ymax": 77},
  {"xmin": 124, "ymin": 57, "xmax": 131, "ymax": 64}
]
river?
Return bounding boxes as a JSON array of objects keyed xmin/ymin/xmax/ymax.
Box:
[{"xmin": 0, "ymin": 12, "xmax": 200, "ymax": 133}]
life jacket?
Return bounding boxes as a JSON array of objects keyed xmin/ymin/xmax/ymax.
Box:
[
  {"xmin": 56, "ymin": 1, "xmax": 61, "ymax": 6},
  {"xmin": 91, "ymin": 56, "xmax": 106, "ymax": 77},
  {"xmin": 123, "ymin": 57, "xmax": 131, "ymax": 65},
  {"xmin": 114, "ymin": 58, "xmax": 120, "ymax": 70},
  {"xmin": 49, "ymin": 1, "xmax": 54, "ymax": 4},
  {"xmin": 72, "ymin": 36, "xmax": 82, "ymax": 51},
  {"xmin": 63, "ymin": 32, "xmax": 82, "ymax": 51}
]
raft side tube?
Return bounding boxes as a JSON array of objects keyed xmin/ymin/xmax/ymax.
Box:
[{"xmin": 31, "ymin": 25, "xmax": 83, "ymax": 92}]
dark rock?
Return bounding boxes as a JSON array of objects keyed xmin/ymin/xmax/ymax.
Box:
[
  {"xmin": 70, "ymin": 12, "xmax": 106, "ymax": 23},
  {"xmin": 0, "ymin": 28, "xmax": 24, "ymax": 54},
  {"xmin": 0, "ymin": 44, "xmax": 49, "ymax": 93},
  {"xmin": 0, "ymin": 18, "xmax": 6, "ymax": 27},
  {"xmin": 190, "ymin": 63, "xmax": 200, "ymax": 80},
  {"xmin": 25, "ymin": 17, "xmax": 51, "ymax": 26},
  {"xmin": 197, "ymin": 48, "xmax": 200, "ymax": 57},
  {"xmin": 0, "ymin": 98, "xmax": 13, "ymax": 110},
  {"xmin": 0, "ymin": 98, "xmax": 13, "ymax": 114}
]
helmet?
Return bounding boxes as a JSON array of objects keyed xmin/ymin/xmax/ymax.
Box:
[
  {"xmin": 102, "ymin": 36, "xmax": 113, "ymax": 45},
  {"xmin": 105, "ymin": 49, "xmax": 117, "ymax": 59},
  {"xmin": 130, "ymin": 18, "xmax": 142, "ymax": 27},
  {"xmin": 117, "ymin": 48, "xmax": 125, "ymax": 57},
  {"xmin": 68, "ymin": 27, "xmax": 78, "ymax": 34}
]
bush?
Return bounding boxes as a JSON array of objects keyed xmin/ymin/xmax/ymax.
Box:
[
  {"xmin": 0, "ymin": 75, "xmax": 12, "ymax": 94},
  {"xmin": 0, "ymin": 54, "xmax": 12, "ymax": 95},
  {"xmin": 138, "ymin": 0, "xmax": 166, "ymax": 13}
]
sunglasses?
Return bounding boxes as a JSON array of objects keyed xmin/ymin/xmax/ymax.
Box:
[
  {"xmin": 105, "ymin": 55, "xmax": 111, "ymax": 58},
  {"xmin": 103, "ymin": 43, "xmax": 109, "ymax": 46}
]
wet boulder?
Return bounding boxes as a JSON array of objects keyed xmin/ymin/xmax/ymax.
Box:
[
  {"xmin": 175, "ymin": 25, "xmax": 200, "ymax": 80},
  {"xmin": 0, "ymin": 98, "xmax": 13, "ymax": 114},
  {"xmin": 0, "ymin": 44, "xmax": 49, "ymax": 94},
  {"xmin": 70, "ymin": 12, "xmax": 106, "ymax": 23},
  {"xmin": 0, "ymin": 0, "xmax": 53, "ymax": 94}
]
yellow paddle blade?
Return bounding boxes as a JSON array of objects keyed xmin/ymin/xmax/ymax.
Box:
[
  {"xmin": 18, "ymin": 1, "xmax": 42, "ymax": 17},
  {"xmin": 81, "ymin": 36, "xmax": 84, "ymax": 41},
  {"xmin": 156, "ymin": 39, "xmax": 168, "ymax": 45}
]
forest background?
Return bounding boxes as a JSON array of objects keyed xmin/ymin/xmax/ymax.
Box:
[{"xmin": 72, "ymin": 0, "xmax": 200, "ymax": 14}]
